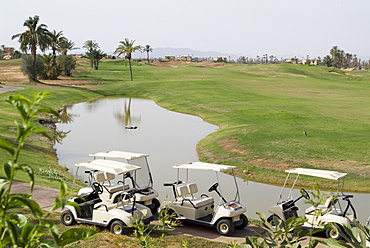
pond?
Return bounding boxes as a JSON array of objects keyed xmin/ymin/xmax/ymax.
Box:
[{"xmin": 54, "ymin": 97, "xmax": 369, "ymax": 224}]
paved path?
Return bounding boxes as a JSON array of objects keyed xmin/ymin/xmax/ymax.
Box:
[
  {"xmin": 10, "ymin": 181, "xmax": 60, "ymax": 211},
  {"xmin": 0, "ymin": 86, "xmax": 24, "ymax": 93}
]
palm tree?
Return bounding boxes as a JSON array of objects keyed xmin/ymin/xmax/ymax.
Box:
[
  {"xmin": 142, "ymin": 44, "xmax": 153, "ymax": 65},
  {"xmin": 48, "ymin": 30, "xmax": 65, "ymax": 79},
  {"xmin": 49, "ymin": 30, "xmax": 64, "ymax": 56},
  {"xmin": 58, "ymin": 38, "xmax": 77, "ymax": 55},
  {"xmin": 114, "ymin": 38, "xmax": 142, "ymax": 81},
  {"xmin": 12, "ymin": 15, "xmax": 50, "ymax": 82},
  {"xmin": 85, "ymin": 48, "xmax": 106, "ymax": 70},
  {"xmin": 83, "ymin": 40, "xmax": 99, "ymax": 53}
]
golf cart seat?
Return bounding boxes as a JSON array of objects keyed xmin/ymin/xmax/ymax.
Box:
[
  {"xmin": 94, "ymin": 172, "xmax": 128, "ymax": 194},
  {"xmin": 176, "ymin": 183, "xmax": 214, "ymax": 209},
  {"xmin": 94, "ymin": 199, "xmax": 126, "ymax": 212},
  {"xmin": 305, "ymin": 196, "xmax": 336, "ymax": 215}
]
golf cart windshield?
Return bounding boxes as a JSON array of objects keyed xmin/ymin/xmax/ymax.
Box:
[
  {"xmin": 90, "ymin": 151, "xmax": 153, "ymax": 188},
  {"xmin": 173, "ymin": 162, "xmax": 241, "ymax": 202}
]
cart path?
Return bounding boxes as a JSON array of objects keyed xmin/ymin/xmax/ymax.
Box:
[
  {"xmin": 9, "ymin": 181, "xmax": 60, "ymax": 212},
  {"xmin": 9, "ymin": 181, "xmax": 327, "ymax": 246},
  {"xmin": 0, "ymin": 86, "xmax": 24, "ymax": 93}
]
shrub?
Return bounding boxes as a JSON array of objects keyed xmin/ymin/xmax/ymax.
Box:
[
  {"xmin": 21, "ymin": 54, "xmax": 45, "ymax": 81},
  {"xmin": 57, "ymin": 54, "xmax": 76, "ymax": 76}
]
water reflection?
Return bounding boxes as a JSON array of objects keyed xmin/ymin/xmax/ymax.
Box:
[
  {"xmin": 59, "ymin": 106, "xmax": 76, "ymax": 124},
  {"xmin": 54, "ymin": 97, "xmax": 369, "ymax": 223},
  {"xmin": 53, "ymin": 129, "xmax": 71, "ymax": 145},
  {"xmin": 114, "ymin": 98, "xmax": 141, "ymax": 129}
]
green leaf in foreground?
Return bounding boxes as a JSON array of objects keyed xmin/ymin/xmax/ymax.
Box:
[{"xmin": 57, "ymin": 228, "xmax": 100, "ymax": 247}]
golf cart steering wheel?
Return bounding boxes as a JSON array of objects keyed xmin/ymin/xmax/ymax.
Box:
[
  {"xmin": 301, "ymin": 189, "xmax": 310, "ymax": 200},
  {"xmin": 92, "ymin": 182, "xmax": 103, "ymax": 194},
  {"xmin": 208, "ymin": 183, "xmax": 219, "ymax": 192}
]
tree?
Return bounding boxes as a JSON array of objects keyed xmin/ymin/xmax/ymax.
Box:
[
  {"xmin": 82, "ymin": 40, "xmax": 99, "ymax": 53},
  {"xmin": 114, "ymin": 38, "xmax": 142, "ymax": 81},
  {"xmin": 12, "ymin": 15, "xmax": 51, "ymax": 82},
  {"xmin": 21, "ymin": 54, "xmax": 45, "ymax": 81},
  {"xmin": 57, "ymin": 54, "xmax": 75, "ymax": 76},
  {"xmin": 85, "ymin": 48, "xmax": 106, "ymax": 70},
  {"xmin": 42, "ymin": 54, "xmax": 61, "ymax": 79},
  {"xmin": 58, "ymin": 38, "xmax": 77, "ymax": 55},
  {"xmin": 83, "ymin": 40, "xmax": 104, "ymax": 69},
  {"xmin": 142, "ymin": 44, "xmax": 153, "ymax": 65},
  {"xmin": 47, "ymin": 30, "xmax": 65, "ymax": 79},
  {"xmin": 49, "ymin": 30, "xmax": 64, "ymax": 56}
]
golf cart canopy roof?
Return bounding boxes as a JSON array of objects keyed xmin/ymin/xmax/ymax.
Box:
[
  {"xmin": 285, "ymin": 168, "xmax": 347, "ymax": 180},
  {"xmin": 173, "ymin": 162, "xmax": 236, "ymax": 172},
  {"xmin": 89, "ymin": 151, "xmax": 149, "ymax": 160},
  {"xmin": 74, "ymin": 159, "xmax": 141, "ymax": 175}
]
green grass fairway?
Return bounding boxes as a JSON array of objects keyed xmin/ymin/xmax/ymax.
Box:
[
  {"xmin": 1, "ymin": 59, "xmax": 370, "ymax": 192},
  {"xmin": 78, "ymin": 60, "xmax": 370, "ymax": 192}
]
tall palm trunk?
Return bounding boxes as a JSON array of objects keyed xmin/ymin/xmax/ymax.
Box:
[
  {"xmin": 128, "ymin": 59, "xmax": 133, "ymax": 81},
  {"xmin": 31, "ymin": 44, "xmax": 37, "ymax": 82}
]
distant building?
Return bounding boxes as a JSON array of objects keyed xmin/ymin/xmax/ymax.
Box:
[
  {"xmin": 165, "ymin": 56, "xmax": 175, "ymax": 61},
  {"xmin": 215, "ymin": 57, "xmax": 227, "ymax": 62},
  {"xmin": 178, "ymin": 55, "xmax": 192, "ymax": 61},
  {"xmin": 3, "ymin": 47, "xmax": 14, "ymax": 55},
  {"xmin": 301, "ymin": 59, "xmax": 321, "ymax": 65},
  {"xmin": 2, "ymin": 47, "xmax": 14, "ymax": 60}
]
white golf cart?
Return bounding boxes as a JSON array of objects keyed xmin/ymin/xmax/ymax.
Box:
[
  {"xmin": 89, "ymin": 151, "xmax": 160, "ymax": 214},
  {"xmin": 61, "ymin": 159, "xmax": 154, "ymax": 235},
  {"xmin": 162, "ymin": 162, "xmax": 248, "ymax": 236},
  {"xmin": 268, "ymin": 168, "xmax": 359, "ymax": 239}
]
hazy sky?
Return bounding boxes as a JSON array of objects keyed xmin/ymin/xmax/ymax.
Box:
[{"xmin": 1, "ymin": 0, "xmax": 369, "ymax": 59}]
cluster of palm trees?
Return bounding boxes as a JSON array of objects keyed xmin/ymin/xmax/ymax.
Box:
[
  {"xmin": 12, "ymin": 13, "xmax": 153, "ymax": 83},
  {"xmin": 12, "ymin": 15, "xmax": 76, "ymax": 82},
  {"xmin": 82, "ymin": 38, "xmax": 153, "ymax": 81},
  {"xmin": 237, "ymin": 54, "xmax": 285, "ymax": 64},
  {"xmin": 322, "ymin": 46, "xmax": 361, "ymax": 69}
]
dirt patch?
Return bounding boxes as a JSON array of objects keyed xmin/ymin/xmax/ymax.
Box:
[
  {"xmin": 75, "ymin": 65, "xmax": 90, "ymax": 70},
  {"xmin": 0, "ymin": 61, "xmax": 96, "ymax": 90},
  {"xmin": 151, "ymin": 60, "xmax": 181, "ymax": 67},
  {"xmin": 0, "ymin": 65, "xmax": 28, "ymax": 83},
  {"xmin": 329, "ymin": 71, "xmax": 362, "ymax": 77},
  {"xmin": 199, "ymin": 61, "xmax": 225, "ymax": 67}
]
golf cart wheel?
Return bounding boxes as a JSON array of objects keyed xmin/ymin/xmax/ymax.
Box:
[
  {"xmin": 216, "ymin": 218, "xmax": 235, "ymax": 236},
  {"xmin": 151, "ymin": 198, "xmax": 160, "ymax": 214},
  {"xmin": 110, "ymin": 220, "xmax": 127, "ymax": 235},
  {"xmin": 325, "ymin": 225, "xmax": 342, "ymax": 240},
  {"xmin": 267, "ymin": 214, "xmax": 279, "ymax": 227},
  {"xmin": 235, "ymin": 214, "xmax": 248, "ymax": 230},
  {"xmin": 160, "ymin": 208, "xmax": 178, "ymax": 224},
  {"xmin": 61, "ymin": 210, "xmax": 76, "ymax": 226}
]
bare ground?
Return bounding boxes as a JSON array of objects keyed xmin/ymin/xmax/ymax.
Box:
[{"xmin": 0, "ymin": 61, "xmax": 97, "ymax": 90}]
